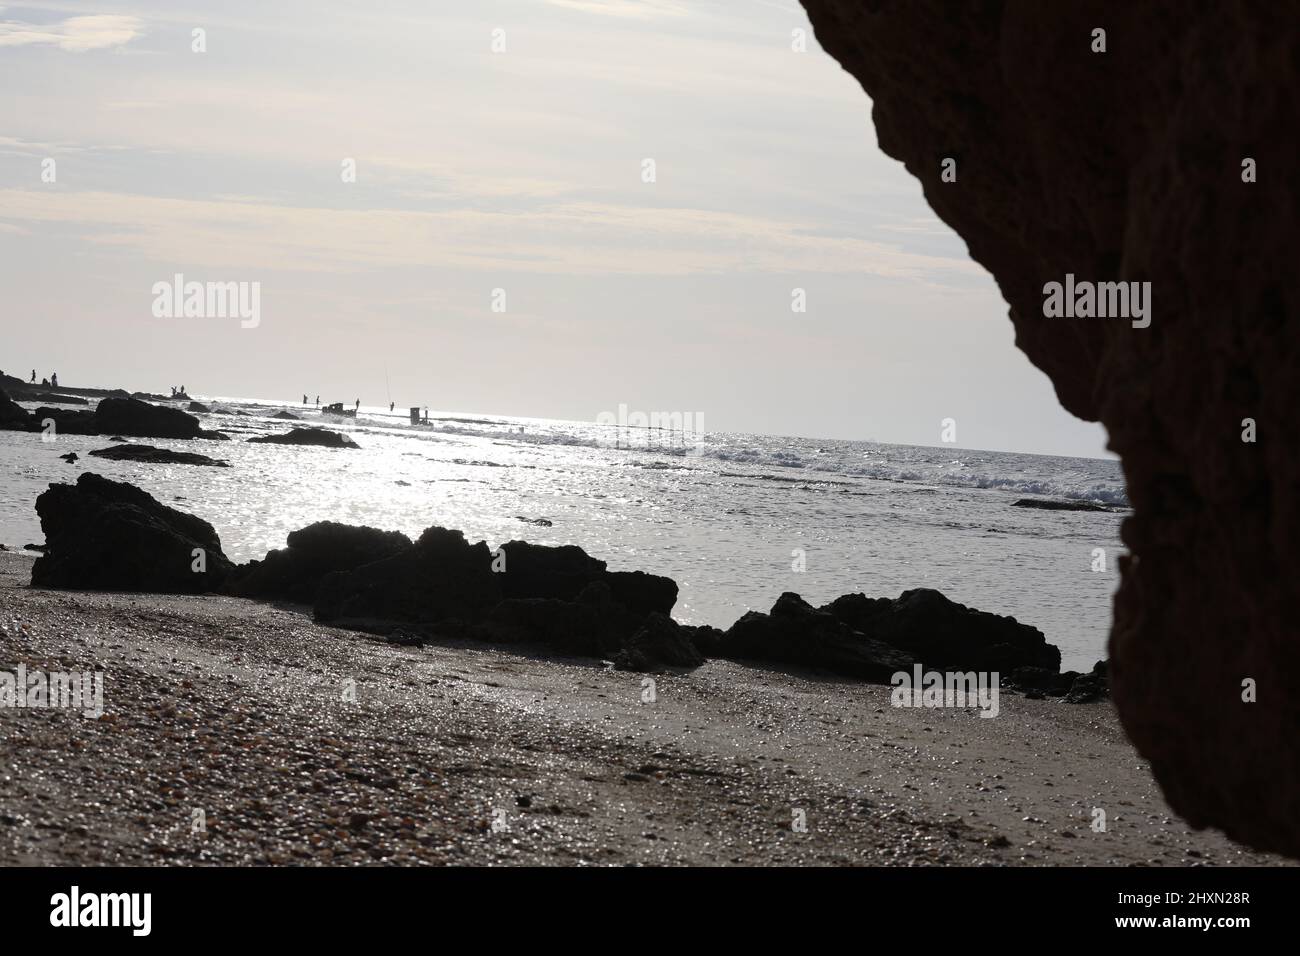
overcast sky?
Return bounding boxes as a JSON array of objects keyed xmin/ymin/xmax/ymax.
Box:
[{"xmin": 0, "ymin": 0, "xmax": 1112, "ymax": 458}]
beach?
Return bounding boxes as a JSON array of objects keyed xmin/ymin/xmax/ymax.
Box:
[{"xmin": 0, "ymin": 549, "xmax": 1284, "ymax": 866}]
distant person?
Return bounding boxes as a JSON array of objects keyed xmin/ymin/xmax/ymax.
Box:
[
  {"xmin": 315, "ymin": 395, "xmax": 320, "ymax": 406},
  {"xmin": 50, "ymin": 372, "xmax": 58, "ymax": 387},
  {"xmin": 303, "ymin": 394, "xmax": 308, "ymax": 405},
  {"xmin": 355, "ymin": 398, "xmax": 360, "ymax": 411},
  {"xmin": 41, "ymin": 377, "xmax": 49, "ymax": 387},
  {"xmin": 389, "ymin": 402, "xmax": 394, "ymax": 412},
  {"xmin": 30, "ymin": 370, "xmax": 36, "ymax": 383}
]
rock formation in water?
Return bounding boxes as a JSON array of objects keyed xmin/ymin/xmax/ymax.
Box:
[{"xmin": 799, "ymin": 0, "xmax": 1299, "ymax": 855}]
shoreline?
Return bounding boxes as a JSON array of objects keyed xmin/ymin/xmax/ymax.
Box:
[{"xmin": 0, "ymin": 552, "xmax": 1288, "ymax": 866}]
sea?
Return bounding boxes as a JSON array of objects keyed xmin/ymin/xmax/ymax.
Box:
[{"xmin": 1, "ymin": 396, "xmax": 1127, "ymax": 670}]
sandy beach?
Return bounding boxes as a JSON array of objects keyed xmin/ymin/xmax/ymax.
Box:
[{"xmin": 0, "ymin": 551, "xmax": 1285, "ymax": 867}]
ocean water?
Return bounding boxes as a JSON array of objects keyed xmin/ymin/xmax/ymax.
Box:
[{"xmin": 1, "ymin": 396, "xmax": 1127, "ymax": 669}]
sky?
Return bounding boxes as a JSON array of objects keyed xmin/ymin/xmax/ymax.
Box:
[{"xmin": 0, "ymin": 0, "xmax": 1113, "ymax": 458}]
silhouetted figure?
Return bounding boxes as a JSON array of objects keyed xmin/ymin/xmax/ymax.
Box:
[
  {"xmin": 50, "ymin": 372, "xmax": 58, "ymax": 388},
  {"xmin": 303, "ymin": 394, "xmax": 308, "ymax": 404},
  {"xmin": 41, "ymin": 378, "xmax": 49, "ymax": 387},
  {"xmin": 389, "ymin": 402, "xmax": 394, "ymax": 412},
  {"xmin": 355, "ymin": 398, "xmax": 360, "ymax": 411},
  {"xmin": 30, "ymin": 370, "xmax": 36, "ymax": 383},
  {"xmin": 315, "ymin": 395, "xmax": 319, "ymax": 406}
]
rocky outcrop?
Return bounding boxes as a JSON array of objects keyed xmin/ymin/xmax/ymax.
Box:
[
  {"xmin": 1011, "ymin": 498, "xmax": 1114, "ymax": 513},
  {"xmin": 270, "ymin": 410, "xmax": 300, "ymax": 420},
  {"xmin": 0, "ymin": 390, "xmax": 30, "ymax": 430},
  {"xmin": 229, "ymin": 522, "xmax": 412, "ymax": 604},
  {"xmin": 247, "ymin": 428, "xmax": 359, "ymax": 449},
  {"xmin": 31, "ymin": 473, "xmax": 232, "ymax": 592},
  {"xmin": 614, "ymin": 613, "xmax": 705, "ymax": 672},
  {"xmin": 88, "ymin": 444, "xmax": 230, "ymax": 467},
  {"xmin": 716, "ymin": 592, "xmax": 915, "ymax": 682},
  {"xmin": 712, "ymin": 588, "xmax": 1055, "ymax": 681},
  {"xmin": 800, "ymin": 0, "xmax": 1299, "ymax": 856},
  {"xmin": 187, "ymin": 401, "xmax": 210, "ymax": 413},
  {"xmin": 314, "ymin": 527, "xmax": 502, "ymax": 630},
  {"xmin": 93, "ymin": 397, "xmax": 212, "ymax": 440}
]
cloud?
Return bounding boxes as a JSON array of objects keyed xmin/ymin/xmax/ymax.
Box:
[
  {"xmin": 0, "ymin": 188, "xmax": 983, "ymax": 282},
  {"xmin": 0, "ymin": 14, "xmax": 142, "ymax": 51},
  {"xmin": 543, "ymin": 0, "xmax": 691, "ymax": 19}
]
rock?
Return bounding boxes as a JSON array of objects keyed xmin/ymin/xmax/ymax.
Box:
[
  {"xmin": 1006, "ymin": 666, "xmax": 1078, "ymax": 697},
  {"xmin": 604, "ymin": 570, "xmax": 678, "ymax": 617},
  {"xmin": 1065, "ymin": 660, "xmax": 1110, "ymax": 704},
  {"xmin": 514, "ymin": 516, "xmax": 553, "ymax": 526},
  {"xmin": 246, "ymin": 428, "xmax": 359, "ymax": 449},
  {"xmin": 26, "ymin": 393, "xmax": 88, "ymax": 405},
  {"xmin": 614, "ymin": 613, "xmax": 704, "ymax": 672},
  {"xmin": 92, "ymin": 397, "xmax": 207, "ymax": 439},
  {"xmin": 230, "ymin": 521, "xmax": 413, "ymax": 604},
  {"xmin": 31, "ymin": 473, "xmax": 232, "ymax": 592},
  {"xmin": 22, "ymin": 543, "xmax": 46, "ymax": 552},
  {"xmin": 483, "ymin": 599, "xmax": 602, "ymax": 656},
  {"xmin": 716, "ymin": 592, "xmax": 915, "ymax": 682},
  {"xmin": 270, "ymin": 410, "xmax": 301, "ymax": 420},
  {"xmin": 187, "ymin": 401, "xmax": 210, "ymax": 413},
  {"xmin": 58, "ymin": 453, "xmax": 78, "ymax": 464},
  {"xmin": 800, "ymin": 0, "xmax": 1299, "ymax": 854},
  {"xmin": 828, "ymin": 588, "xmax": 1061, "ymax": 675},
  {"xmin": 1012, "ymin": 498, "xmax": 1113, "ymax": 512},
  {"xmin": 494, "ymin": 540, "xmax": 607, "ymax": 602},
  {"xmin": 88, "ymin": 444, "xmax": 230, "ymax": 467},
  {"xmin": 30, "ymin": 407, "xmax": 96, "ymax": 435},
  {"xmin": 108, "ymin": 436, "xmax": 126, "ymax": 442},
  {"xmin": 314, "ymin": 527, "xmax": 501, "ymax": 631},
  {"xmin": 0, "ymin": 390, "xmax": 31, "ymax": 430}
]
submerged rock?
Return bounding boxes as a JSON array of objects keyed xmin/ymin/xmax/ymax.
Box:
[
  {"xmin": 229, "ymin": 521, "xmax": 412, "ymax": 604},
  {"xmin": 247, "ymin": 428, "xmax": 359, "ymax": 449},
  {"xmin": 271, "ymin": 410, "xmax": 301, "ymax": 420},
  {"xmin": 1012, "ymin": 498, "xmax": 1114, "ymax": 512},
  {"xmin": 31, "ymin": 473, "xmax": 232, "ymax": 592},
  {"xmin": 187, "ymin": 401, "xmax": 210, "ymax": 413},
  {"xmin": 88, "ymin": 444, "xmax": 230, "ymax": 467}
]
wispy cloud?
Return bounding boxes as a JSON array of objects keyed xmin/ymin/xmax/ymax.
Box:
[
  {"xmin": 543, "ymin": 0, "xmax": 690, "ymax": 20},
  {"xmin": 0, "ymin": 14, "xmax": 142, "ymax": 51},
  {"xmin": 0, "ymin": 189, "xmax": 983, "ymax": 281}
]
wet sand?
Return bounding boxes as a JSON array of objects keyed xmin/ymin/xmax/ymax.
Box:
[{"xmin": 0, "ymin": 552, "xmax": 1287, "ymax": 866}]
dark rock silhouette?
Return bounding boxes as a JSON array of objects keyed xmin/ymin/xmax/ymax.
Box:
[
  {"xmin": 247, "ymin": 428, "xmax": 359, "ymax": 449},
  {"xmin": 799, "ymin": 0, "xmax": 1298, "ymax": 855},
  {"xmin": 314, "ymin": 527, "xmax": 501, "ymax": 630},
  {"xmin": 270, "ymin": 410, "xmax": 301, "ymax": 420},
  {"xmin": 826, "ymin": 588, "xmax": 1060, "ymax": 674},
  {"xmin": 88, "ymin": 444, "xmax": 229, "ymax": 467},
  {"xmin": 615, "ymin": 613, "xmax": 705, "ymax": 672},
  {"xmin": 229, "ymin": 521, "xmax": 412, "ymax": 604},
  {"xmin": 187, "ymin": 401, "xmax": 210, "ymax": 413},
  {"xmin": 94, "ymin": 397, "xmax": 210, "ymax": 439},
  {"xmin": 32, "ymin": 473, "xmax": 232, "ymax": 592},
  {"xmin": 1012, "ymin": 498, "xmax": 1114, "ymax": 512},
  {"xmin": 0, "ymin": 389, "xmax": 31, "ymax": 430},
  {"xmin": 715, "ymin": 592, "xmax": 915, "ymax": 682}
]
